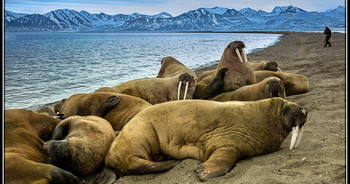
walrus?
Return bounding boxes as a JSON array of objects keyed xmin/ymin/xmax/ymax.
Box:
[
  {"xmin": 45, "ymin": 115, "xmax": 116, "ymax": 177},
  {"xmin": 95, "ymin": 72, "xmax": 197, "ymax": 104},
  {"xmin": 157, "ymin": 56, "xmax": 198, "ymax": 81},
  {"xmin": 211, "ymin": 76, "xmax": 286, "ymax": 101},
  {"xmin": 249, "ymin": 60, "xmax": 282, "ymax": 72},
  {"xmin": 104, "ymin": 98, "xmax": 308, "ymax": 181},
  {"xmin": 197, "ymin": 60, "xmax": 281, "ymax": 82},
  {"xmin": 254, "ymin": 71, "xmax": 309, "ymax": 96},
  {"xmin": 194, "ymin": 41, "xmax": 256, "ymax": 99},
  {"xmin": 4, "ymin": 109, "xmax": 79, "ymax": 184},
  {"xmin": 53, "ymin": 92, "xmax": 152, "ymax": 131}
]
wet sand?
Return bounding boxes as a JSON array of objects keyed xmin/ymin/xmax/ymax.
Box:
[{"xmin": 110, "ymin": 32, "xmax": 346, "ymax": 183}]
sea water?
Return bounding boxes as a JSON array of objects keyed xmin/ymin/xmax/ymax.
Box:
[{"xmin": 4, "ymin": 32, "xmax": 282, "ymax": 110}]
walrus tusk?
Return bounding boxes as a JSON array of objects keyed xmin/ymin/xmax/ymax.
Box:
[
  {"xmin": 277, "ymin": 67, "xmax": 282, "ymax": 72},
  {"xmin": 242, "ymin": 48, "xmax": 248, "ymax": 63},
  {"xmin": 177, "ymin": 81, "xmax": 182, "ymax": 100},
  {"xmin": 295, "ymin": 127, "xmax": 304, "ymax": 148},
  {"xmin": 235, "ymin": 48, "xmax": 243, "ymax": 63},
  {"xmin": 183, "ymin": 81, "xmax": 189, "ymax": 100},
  {"xmin": 290, "ymin": 125, "xmax": 299, "ymax": 150}
]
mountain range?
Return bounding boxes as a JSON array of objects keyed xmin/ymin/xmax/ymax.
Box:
[{"xmin": 4, "ymin": 5, "xmax": 345, "ymax": 32}]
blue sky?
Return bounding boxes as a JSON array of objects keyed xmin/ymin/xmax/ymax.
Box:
[{"xmin": 4, "ymin": 0, "xmax": 346, "ymax": 16}]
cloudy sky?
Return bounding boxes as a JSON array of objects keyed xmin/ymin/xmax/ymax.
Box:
[{"xmin": 4, "ymin": 0, "xmax": 346, "ymax": 16}]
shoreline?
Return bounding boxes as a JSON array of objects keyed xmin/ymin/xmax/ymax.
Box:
[
  {"xmin": 110, "ymin": 32, "xmax": 346, "ymax": 183},
  {"xmin": 31, "ymin": 32, "xmax": 346, "ymax": 183}
]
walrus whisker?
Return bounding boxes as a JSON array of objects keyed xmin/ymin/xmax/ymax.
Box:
[
  {"xmin": 277, "ymin": 67, "xmax": 282, "ymax": 72},
  {"xmin": 290, "ymin": 125, "xmax": 299, "ymax": 150},
  {"xmin": 242, "ymin": 48, "xmax": 248, "ymax": 63},
  {"xmin": 183, "ymin": 82, "xmax": 189, "ymax": 100},
  {"xmin": 177, "ymin": 81, "xmax": 182, "ymax": 100},
  {"xmin": 295, "ymin": 127, "xmax": 304, "ymax": 148},
  {"xmin": 235, "ymin": 48, "xmax": 243, "ymax": 63}
]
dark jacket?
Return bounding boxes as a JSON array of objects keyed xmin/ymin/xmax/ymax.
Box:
[{"xmin": 324, "ymin": 28, "xmax": 331, "ymax": 38}]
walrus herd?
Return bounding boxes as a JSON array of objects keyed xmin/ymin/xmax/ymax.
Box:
[{"xmin": 4, "ymin": 40, "xmax": 310, "ymax": 183}]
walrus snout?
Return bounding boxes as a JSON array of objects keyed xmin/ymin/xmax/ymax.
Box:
[
  {"xmin": 227, "ymin": 41, "xmax": 247, "ymax": 63},
  {"xmin": 265, "ymin": 61, "xmax": 280, "ymax": 71},
  {"xmin": 285, "ymin": 104, "xmax": 308, "ymax": 150},
  {"xmin": 267, "ymin": 78, "xmax": 285, "ymax": 98},
  {"xmin": 177, "ymin": 73, "xmax": 195, "ymax": 100},
  {"xmin": 46, "ymin": 140, "xmax": 71, "ymax": 164}
]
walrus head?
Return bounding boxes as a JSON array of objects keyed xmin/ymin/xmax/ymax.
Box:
[
  {"xmin": 53, "ymin": 99, "xmax": 66, "ymax": 119},
  {"xmin": 266, "ymin": 77, "xmax": 286, "ymax": 98},
  {"xmin": 281, "ymin": 101, "xmax": 308, "ymax": 150},
  {"xmin": 177, "ymin": 72, "xmax": 197, "ymax": 100},
  {"xmin": 160, "ymin": 56, "xmax": 177, "ymax": 65},
  {"xmin": 227, "ymin": 41, "xmax": 248, "ymax": 63},
  {"xmin": 264, "ymin": 61, "xmax": 282, "ymax": 72}
]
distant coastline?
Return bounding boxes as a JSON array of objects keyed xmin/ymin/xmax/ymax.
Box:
[{"xmin": 5, "ymin": 5, "xmax": 345, "ymax": 32}]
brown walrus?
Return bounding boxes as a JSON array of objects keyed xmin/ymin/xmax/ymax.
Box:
[
  {"xmin": 95, "ymin": 72, "xmax": 197, "ymax": 104},
  {"xmin": 45, "ymin": 115, "xmax": 116, "ymax": 177},
  {"xmin": 197, "ymin": 60, "xmax": 281, "ymax": 82},
  {"xmin": 254, "ymin": 71, "xmax": 309, "ymax": 96},
  {"xmin": 211, "ymin": 76, "xmax": 286, "ymax": 101},
  {"xmin": 53, "ymin": 92, "xmax": 152, "ymax": 131},
  {"xmin": 249, "ymin": 60, "xmax": 282, "ymax": 72},
  {"xmin": 4, "ymin": 109, "xmax": 79, "ymax": 184},
  {"xmin": 194, "ymin": 41, "xmax": 256, "ymax": 99},
  {"xmin": 104, "ymin": 98, "xmax": 307, "ymax": 181},
  {"xmin": 157, "ymin": 56, "xmax": 198, "ymax": 81}
]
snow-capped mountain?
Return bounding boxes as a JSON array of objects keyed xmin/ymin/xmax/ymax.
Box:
[
  {"xmin": 5, "ymin": 14, "xmax": 60, "ymax": 31},
  {"xmin": 4, "ymin": 5, "xmax": 345, "ymax": 32}
]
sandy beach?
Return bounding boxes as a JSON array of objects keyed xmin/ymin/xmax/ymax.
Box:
[{"xmin": 103, "ymin": 32, "xmax": 346, "ymax": 184}]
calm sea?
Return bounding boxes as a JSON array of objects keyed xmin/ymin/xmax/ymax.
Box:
[{"xmin": 4, "ymin": 32, "xmax": 282, "ymax": 110}]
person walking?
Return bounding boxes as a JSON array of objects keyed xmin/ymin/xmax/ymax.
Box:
[{"xmin": 323, "ymin": 27, "xmax": 331, "ymax": 47}]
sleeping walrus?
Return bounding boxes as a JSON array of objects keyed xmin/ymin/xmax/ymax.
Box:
[
  {"xmin": 4, "ymin": 109, "xmax": 79, "ymax": 184},
  {"xmin": 95, "ymin": 72, "xmax": 196, "ymax": 104},
  {"xmin": 104, "ymin": 98, "xmax": 307, "ymax": 181},
  {"xmin": 249, "ymin": 60, "xmax": 282, "ymax": 72},
  {"xmin": 194, "ymin": 41, "xmax": 256, "ymax": 99},
  {"xmin": 211, "ymin": 76, "xmax": 286, "ymax": 101},
  {"xmin": 45, "ymin": 115, "xmax": 116, "ymax": 177},
  {"xmin": 254, "ymin": 71, "xmax": 309, "ymax": 96},
  {"xmin": 53, "ymin": 92, "xmax": 152, "ymax": 131}
]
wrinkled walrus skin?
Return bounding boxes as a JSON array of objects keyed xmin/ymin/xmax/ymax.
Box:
[
  {"xmin": 53, "ymin": 92, "xmax": 152, "ymax": 131},
  {"xmin": 254, "ymin": 71, "xmax": 309, "ymax": 96},
  {"xmin": 4, "ymin": 109, "xmax": 79, "ymax": 184},
  {"xmin": 45, "ymin": 115, "xmax": 116, "ymax": 177},
  {"xmin": 104, "ymin": 98, "xmax": 308, "ymax": 181},
  {"xmin": 194, "ymin": 41, "xmax": 256, "ymax": 99},
  {"xmin": 157, "ymin": 56, "xmax": 198, "ymax": 81},
  {"xmin": 95, "ymin": 72, "xmax": 197, "ymax": 104},
  {"xmin": 211, "ymin": 76, "xmax": 286, "ymax": 101}
]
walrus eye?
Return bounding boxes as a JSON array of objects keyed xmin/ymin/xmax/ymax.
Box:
[
  {"xmin": 283, "ymin": 106, "xmax": 290, "ymax": 115},
  {"xmin": 227, "ymin": 44, "xmax": 230, "ymax": 48}
]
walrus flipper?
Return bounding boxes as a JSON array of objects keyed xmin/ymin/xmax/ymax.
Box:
[
  {"xmin": 194, "ymin": 68, "xmax": 228, "ymax": 99},
  {"xmin": 196, "ymin": 147, "xmax": 238, "ymax": 181},
  {"xmin": 92, "ymin": 96, "xmax": 122, "ymax": 117},
  {"xmin": 208, "ymin": 68, "xmax": 228, "ymax": 96},
  {"xmin": 84, "ymin": 168, "xmax": 116, "ymax": 184},
  {"xmin": 50, "ymin": 166, "xmax": 80, "ymax": 184},
  {"xmin": 125, "ymin": 157, "xmax": 179, "ymax": 175}
]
